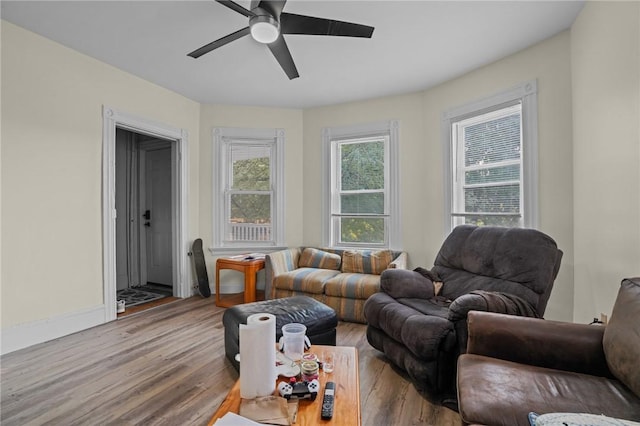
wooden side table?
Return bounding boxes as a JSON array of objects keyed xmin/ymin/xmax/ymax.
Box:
[{"xmin": 215, "ymin": 257, "xmax": 265, "ymax": 307}]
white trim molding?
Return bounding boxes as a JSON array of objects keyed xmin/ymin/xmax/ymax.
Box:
[
  {"xmin": 211, "ymin": 126, "xmax": 285, "ymax": 253},
  {"xmin": 322, "ymin": 120, "xmax": 401, "ymax": 250},
  {"xmin": 441, "ymin": 80, "xmax": 539, "ymax": 235},
  {"xmin": 102, "ymin": 106, "xmax": 191, "ymax": 322},
  {"xmin": 1, "ymin": 305, "xmax": 104, "ymax": 355}
]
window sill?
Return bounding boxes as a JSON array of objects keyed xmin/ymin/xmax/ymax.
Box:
[{"xmin": 208, "ymin": 246, "xmax": 287, "ymax": 256}]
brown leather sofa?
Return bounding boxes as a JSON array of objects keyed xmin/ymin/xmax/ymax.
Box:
[{"xmin": 457, "ymin": 277, "xmax": 640, "ymax": 426}]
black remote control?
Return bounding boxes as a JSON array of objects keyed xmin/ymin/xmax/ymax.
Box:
[{"xmin": 321, "ymin": 382, "xmax": 335, "ymax": 420}]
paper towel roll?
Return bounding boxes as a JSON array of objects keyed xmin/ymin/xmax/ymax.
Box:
[{"xmin": 239, "ymin": 313, "xmax": 277, "ymax": 399}]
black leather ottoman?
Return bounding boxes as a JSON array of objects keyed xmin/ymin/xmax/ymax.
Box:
[{"xmin": 223, "ymin": 296, "xmax": 338, "ymax": 371}]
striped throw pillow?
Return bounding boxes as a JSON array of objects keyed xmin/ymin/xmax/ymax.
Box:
[
  {"xmin": 298, "ymin": 248, "xmax": 342, "ymax": 270},
  {"xmin": 342, "ymin": 250, "xmax": 394, "ymax": 275}
]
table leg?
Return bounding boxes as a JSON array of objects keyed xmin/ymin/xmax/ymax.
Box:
[
  {"xmin": 215, "ymin": 263, "xmax": 221, "ymax": 306},
  {"xmin": 244, "ymin": 268, "xmax": 256, "ymax": 303}
]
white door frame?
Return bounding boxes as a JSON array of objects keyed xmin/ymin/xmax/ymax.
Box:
[{"xmin": 102, "ymin": 106, "xmax": 190, "ymax": 322}]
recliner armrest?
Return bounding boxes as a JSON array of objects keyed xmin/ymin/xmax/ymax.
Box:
[
  {"xmin": 466, "ymin": 311, "xmax": 613, "ymax": 377},
  {"xmin": 448, "ymin": 291, "xmax": 538, "ymax": 322},
  {"xmin": 379, "ymin": 268, "xmax": 436, "ymax": 299}
]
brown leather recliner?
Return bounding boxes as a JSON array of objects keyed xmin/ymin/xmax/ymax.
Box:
[
  {"xmin": 364, "ymin": 225, "xmax": 563, "ymax": 405},
  {"xmin": 457, "ymin": 277, "xmax": 640, "ymax": 426}
]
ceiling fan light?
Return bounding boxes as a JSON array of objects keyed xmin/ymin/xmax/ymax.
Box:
[{"xmin": 250, "ymin": 15, "xmax": 279, "ymax": 44}]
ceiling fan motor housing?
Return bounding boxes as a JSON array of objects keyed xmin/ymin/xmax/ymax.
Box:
[{"xmin": 249, "ymin": 13, "xmax": 280, "ymax": 44}]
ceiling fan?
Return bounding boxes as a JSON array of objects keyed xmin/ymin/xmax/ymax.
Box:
[{"xmin": 188, "ymin": 0, "xmax": 375, "ymax": 80}]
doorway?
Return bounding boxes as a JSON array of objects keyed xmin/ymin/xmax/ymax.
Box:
[
  {"xmin": 103, "ymin": 106, "xmax": 191, "ymax": 322},
  {"xmin": 115, "ymin": 129, "xmax": 174, "ymax": 308}
]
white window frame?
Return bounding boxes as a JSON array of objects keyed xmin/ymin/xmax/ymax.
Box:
[
  {"xmin": 441, "ymin": 80, "xmax": 539, "ymax": 234},
  {"xmin": 322, "ymin": 120, "xmax": 401, "ymax": 250},
  {"xmin": 211, "ymin": 127, "xmax": 285, "ymax": 252}
]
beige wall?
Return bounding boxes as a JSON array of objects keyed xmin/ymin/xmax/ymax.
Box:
[
  {"xmin": 2, "ymin": 0, "xmax": 638, "ymax": 345},
  {"xmin": 571, "ymin": 2, "xmax": 640, "ymax": 323},
  {"xmin": 1, "ymin": 22, "xmax": 200, "ymax": 328},
  {"xmin": 198, "ymin": 104, "xmax": 304, "ymax": 290},
  {"xmin": 302, "ymin": 93, "xmax": 425, "ymax": 254},
  {"xmin": 303, "ymin": 31, "xmax": 575, "ymax": 321}
]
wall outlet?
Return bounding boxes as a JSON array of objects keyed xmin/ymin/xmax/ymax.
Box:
[{"xmin": 600, "ymin": 313, "xmax": 608, "ymax": 325}]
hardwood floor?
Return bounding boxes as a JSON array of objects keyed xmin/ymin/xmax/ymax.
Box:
[
  {"xmin": 1, "ymin": 297, "xmax": 460, "ymax": 425},
  {"xmin": 117, "ymin": 296, "xmax": 180, "ymax": 318}
]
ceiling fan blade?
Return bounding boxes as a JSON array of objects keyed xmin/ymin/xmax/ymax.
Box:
[
  {"xmin": 215, "ymin": 0, "xmax": 255, "ymax": 18},
  {"xmin": 187, "ymin": 27, "xmax": 251, "ymax": 58},
  {"xmin": 280, "ymin": 13, "xmax": 374, "ymax": 38},
  {"xmin": 254, "ymin": 0, "xmax": 287, "ymax": 18},
  {"xmin": 267, "ymin": 36, "xmax": 299, "ymax": 80}
]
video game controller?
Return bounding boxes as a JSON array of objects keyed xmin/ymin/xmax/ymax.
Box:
[
  {"xmin": 278, "ymin": 381, "xmax": 293, "ymax": 398},
  {"xmin": 307, "ymin": 379, "xmax": 320, "ymax": 393},
  {"xmin": 278, "ymin": 379, "xmax": 319, "ymax": 401}
]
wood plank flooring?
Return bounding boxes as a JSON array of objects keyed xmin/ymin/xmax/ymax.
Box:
[
  {"xmin": 117, "ymin": 297, "xmax": 180, "ymax": 318},
  {"xmin": 1, "ymin": 297, "xmax": 460, "ymax": 425}
]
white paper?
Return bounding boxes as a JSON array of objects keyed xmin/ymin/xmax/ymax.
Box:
[
  {"xmin": 239, "ymin": 313, "xmax": 277, "ymax": 399},
  {"xmin": 214, "ymin": 412, "xmax": 262, "ymax": 426}
]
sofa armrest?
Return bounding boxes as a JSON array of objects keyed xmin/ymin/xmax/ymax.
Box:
[
  {"xmin": 265, "ymin": 248, "xmax": 302, "ymax": 299},
  {"xmin": 379, "ymin": 268, "xmax": 436, "ymax": 299},
  {"xmin": 388, "ymin": 252, "xmax": 408, "ymax": 269},
  {"xmin": 466, "ymin": 311, "xmax": 613, "ymax": 377}
]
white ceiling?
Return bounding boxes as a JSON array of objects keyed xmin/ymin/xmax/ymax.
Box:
[{"xmin": 1, "ymin": 1, "xmax": 584, "ymax": 109}]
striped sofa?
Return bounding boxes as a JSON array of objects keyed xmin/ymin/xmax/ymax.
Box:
[{"xmin": 265, "ymin": 247, "xmax": 407, "ymax": 323}]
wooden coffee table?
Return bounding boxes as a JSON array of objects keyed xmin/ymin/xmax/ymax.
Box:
[{"xmin": 209, "ymin": 345, "xmax": 360, "ymax": 425}]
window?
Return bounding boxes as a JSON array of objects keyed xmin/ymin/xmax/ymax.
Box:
[
  {"xmin": 212, "ymin": 127, "xmax": 284, "ymax": 250},
  {"xmin": 323, "ymin": 121, "xmax": 400, "ymax": 249},
  {"xmin": 442, "ymin": 80, "xmax": 538, "ymax": 232}
]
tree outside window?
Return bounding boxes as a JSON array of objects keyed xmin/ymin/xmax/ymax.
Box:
[
  {"xmin": 338, "ymin": 139, "xmax": 386, "ymax": 244},
  {"xmin": 228, "ymin": 145, "xmax": 271, "ymax": 240}
]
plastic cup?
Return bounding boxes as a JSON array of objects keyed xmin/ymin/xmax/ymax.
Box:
[
  {"xmin": 323, "ymin": 353, "xmax": 335, "ymax": 373},
  {"xmin": 281, "ymin": 323, "xmax": 307, "ymax": 361}
]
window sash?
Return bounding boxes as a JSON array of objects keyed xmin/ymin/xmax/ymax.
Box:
[
  {"xmin": 228, "ymin": 142, "xmax": 271, "ymax": 190},
  {"xmin": 223, "ymin": 141, "xmax": 274, "ymax": 244},
  {"xmin": 442, "ymin": 80, "xmax": 538, "ymax": 234},
  {"xmin": 212, "ymin": 127, "xmax": 284, "ymax": 251},
  {"xmin": 330, "ymin": 135, "xmax": 390, "ymax": 247},
  {"xmin": 322, "ymin": 120, "xmax": 400, "ymax": 249},
  {"xmin": 332, "ymin": 216, "xmax": 389, "ymax": 247},
  {"xmin": 451, "ymin": 102, "xmax": 523, "ymax": 226}
]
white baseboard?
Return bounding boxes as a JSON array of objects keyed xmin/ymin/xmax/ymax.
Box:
[{"xmin": 1, "ymin": 305, "xmax": 106, "ymax": 355}]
